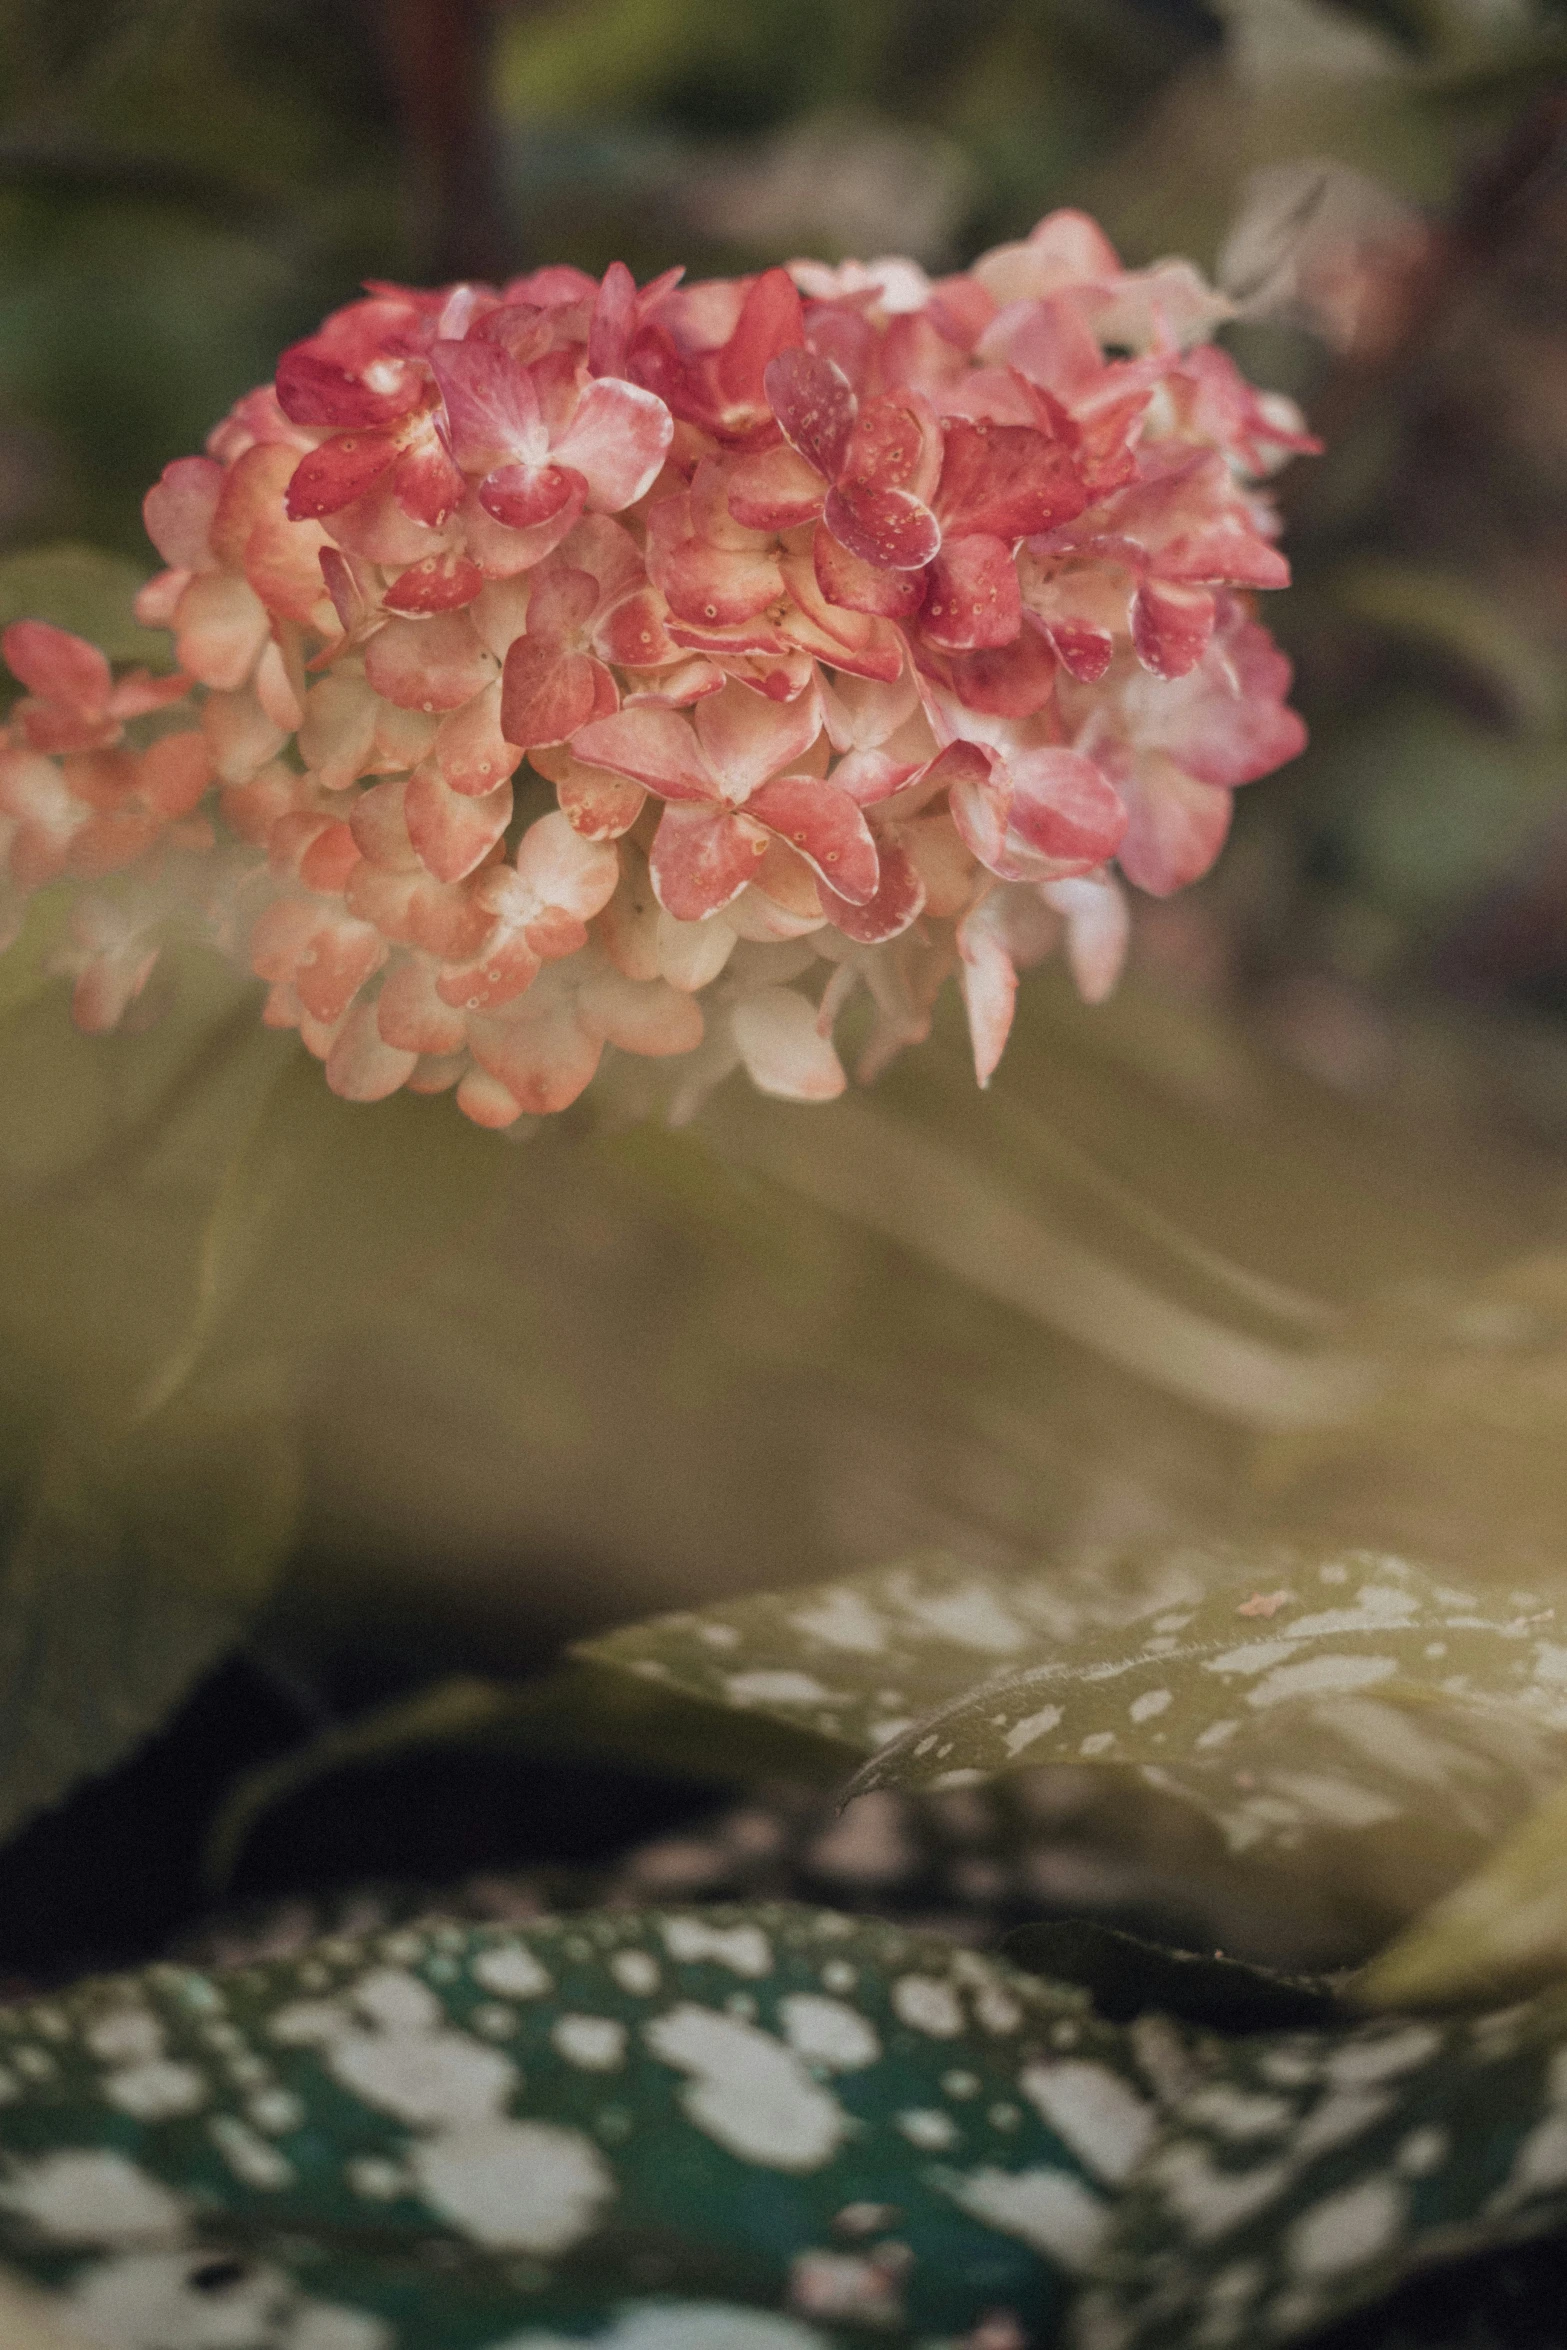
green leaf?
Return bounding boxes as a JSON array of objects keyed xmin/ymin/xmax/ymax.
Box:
[
  {"xmin": 1350, "ymin": 1778, "xmax": 1567, "ymax": 2012},
  {"xmin": 0, "ymin": 1904, "xmax": 1178, "ymax": 2344},
  {"xmin": 582, "ymin": 1546, "xmax": 1567, "ymax": 1879},
  {"xmin": 0, "ymin": 1389, "xmax": 298, "ymax": 1845},
  {"xmin": 1074, "ymin": 1984, "xmax": 1567, "ymax": 2350},
  {"xmin": 0, "ymin": 544, "xmax": 168, "ymax": 669},
  {"xmin": 1005, "ymin": 1922, "xmax": 1345, "ymax": 2034},
  {"xmin": 843, "ymin": 1547, "xmax": 1567, "ymax": 1849},
  {"xmin": 577, "ymin": 1547, "xmax": 1200, "ymax": 1773},
  {"xmin": 203, "ymin": 1662, "xmax": 854, "ymax": 1891},
  {"xmin": 1328, "ymin": 563, "xmax": 1567, "ymax": 737}
]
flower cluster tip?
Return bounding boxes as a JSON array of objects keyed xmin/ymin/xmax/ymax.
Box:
[{"xmin": 0, "ymin": 212, "xmax": 1313, "ymax": 1126}]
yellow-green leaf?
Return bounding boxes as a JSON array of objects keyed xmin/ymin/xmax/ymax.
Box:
[{"xmin": 1351, "ymin": 1777, "xmax": 1567, "ymax": 2011}]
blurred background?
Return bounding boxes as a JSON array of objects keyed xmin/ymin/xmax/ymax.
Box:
[{"xmin": 3, "ymin": 0, "xmax": 1567, "ymax": 1979}]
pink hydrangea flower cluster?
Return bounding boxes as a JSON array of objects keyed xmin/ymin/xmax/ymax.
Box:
[{"xmin": 0, "ymin": 211, "xmax": 1313, "ymax": 1126}]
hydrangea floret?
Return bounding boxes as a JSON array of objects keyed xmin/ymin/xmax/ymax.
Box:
[{"xmin": 0, "ymin": 213, "xmax": 1314, "ymax": 1126}]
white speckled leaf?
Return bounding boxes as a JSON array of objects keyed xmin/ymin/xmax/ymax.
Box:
[
  {"xmin": 577, "ymin": 1546, "xmax": 1203, "ymax": 1766},
  {"xmin": 844, "ymin": 1549, "xmax": 1567, "ymax": 1827},
  {"xmin": 1072, "ymin": 1986, "xmax": 1567, "ymax": 2350},
  {"xmin": 0, "ymin": 1903, "xmax": 1180, "ymax": 2348},
  {"xmin": 1351, "ymin": 1777, "xmax": 1567, "ymax": 2011},
  {"xmin": 582, "ymin": 1547, "xmax": 1567, "ymax": 1862}
]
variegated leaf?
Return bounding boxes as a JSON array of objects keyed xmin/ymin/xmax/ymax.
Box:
[
  {"xmin": 0, "ymin": 1904, "xmax": 1180, "ymax": 2348},
  {"xmin": 582, "ymin": 1547, "xmax": 1567, "ymax": 1870},
  {"xmin": 844, "ymin": 1549, "xmax": 1567, "ymax": 1831},
  {"xmin": 1074, "ymin": 1988, "xmax": 1567, "ymax": 2350}
]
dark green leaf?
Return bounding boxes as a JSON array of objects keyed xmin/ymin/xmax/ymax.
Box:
[
  {"xmin": 1005, "ymin": 1922, "xmax": 1346, "ymax": 2034},
  {"xmin": 0, "ymin": 1390, "xmax": 298, "ymax": 1846},
  {"xmin": 1075, "ymin": 1985, "xmax": 1567, "ymax": 2350},
  {"xmin": 0, "ymin": 1904, "xmax": 1179, "ymax": 2344}
]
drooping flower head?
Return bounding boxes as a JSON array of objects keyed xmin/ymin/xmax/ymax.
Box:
[{"xmin": 0, "ymin": 215, "xmax": 1314, "ymax": 1125}]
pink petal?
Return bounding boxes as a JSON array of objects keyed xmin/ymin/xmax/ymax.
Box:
[
  {"xmin": 1041, "ymin": 618, "xmax": 1114, "ymax": 682},
  {"xmin": 1042, "ymin": 871, "xmax": 1130, "ymax": 1001},
  {"xmin": 173, "ymin": 571, "xmax": 270, "ymax": 691},
  {"xmin": 1118, "ymin": 753, "xmax": 1232, "ymax": 894},
  {"xmin": 479, "ymin": 462, "xmax": 586, "ymax": 535},
  {"xmin": 210, "ymin": 442, "xmax": 306, "ymax": 567},
  {"xmin": 514, "ymin": 807, "xmax": 621, "ymax": 918},
  {"xmin": 2, "ymin": 621, "xmax": 111, "ymax": 712},
  {"xmin": 764, "ymin": 347, "xmax": 856, "ymax": 480},
  {"xmin": 433, "ymin": 680, "xmax": 523, "ymax": 796},
  {"xmin": 468, "ymin": 994, "xmax": 603, "ymax": 1113},
  {"xmin": 136, "ymin": 730, "xmax": 213, "ymax": 818},
  {"xmin": 746, "ymin": 775, "xmax": 879, "ymax": 904},
  {"xmin": 274, "ymin": 347, "xmax": 418, "ymax": 429},
  {"xmin": 300, "ymin": 671, "xmax": 381, "ymax": 790},
  {"xmin": 545, "ymin": 751, "xmax": 647, "ymax": 839},
  {"xmin": 1094, "ymin": 454, "xmax": 1289, "ymax": 587},
  {"xmin": 289, "ymin": 909, "xmax": 386, "ymax": 1024},
  {"xmin": 451, "ymin": 1067, "xmax": 523, "ymax": 1126},
  {"xmin": 244, "ymin": 514, "xmax": 334, "ymax": 628},
  {"xmin": 935, "ymin": 418, "xmax": 1086, "ymax": 540},
  {"xmin": 438, "ymin": 929, "xmax": 549, "ymax": 1011},
  {"xmin": 550, "ymin": 378, "xmax": 673, "ymax": 512},
  {"xmin": 649, "ymin": 800, "xmax": 769, "ymax": 918},
  {"xmin": 429, "ymin": 338, "xmax": 543, "ymax": 469},
  {"xmin": 298, "ymin": 817, "xmax": 361, "ymax": 893},
  {"xmin": 580, "ymin": 966, "xmax": 706, "ymax": 1058},
  {"xmin": 1131, "ymin": 576, "xmax": 1215, "ymax": 678},
  {"xmin": 326, "ymin": 996, "xmax": 419, "ymax": 1101},
  {"xmin": 523, "ymin": 565, "xmax": 601, "ymax": 647},
  {"xmin": 659, "ymin": 534, "xmax": 784, "ymax": 628},
  {"xmin": 813, "ymin": 527, "xmax": 924, "ymax": 618},
  {"xmin": 825, "ymin": 481, "xmax": 940, "ymax": 571},
  {"xmin": 254, "ymin": 637, "xmax": 305, "ymax": 732},
  {"xmin": 732, "ymin": 985, "xmax": 845, "ymax": 1101},
  {"xmin": 1007, "ymin": 746, "xmax": 1126, "ymax": 872},
  {"xmin": 827, "ymin": 747, "xmax": 923, "ymax": 805},
  {"xmin": 821, "ymin": 835, "xmax": 926, "ymax": 942},
  {"xmin": 363, "ymin": 611, "xmax": 496, "ymax": 711},
  {"xmin": 203, "ymin": 685, "xmax": 284, "ymax": 784},
  {"xmin": 588, "ymin": 260, "xmax": 636, "ymax": 378},
  {"xmin": 920, "ymin": 535, "xmax": 1022, "ymax": 652},
  {"xmin": 594, "ymin": 584, "xmax": 677, "ymax": 670},
  {"xmin": 404, "ymin": 762, "xmax": 513, "ymax": 882},
  {"xmin": 143, "ymin": 456, "xmax": 224, "ymax": 569},
  {"xmin": 931, "ymin": 738, "xmax": 1010, "ymax": 869},
  {"xmin": 1140, "ymin": 614, "xmax": 1307, "ymax": 787},
  {"xmin": 107, "ymin": 668, "xmax": 194, "ymax": 721},
  {"xmin": 776, "ymin": 555, "xmax": 905, "ymax": 684},
  {"xmin": 940, "ymin": 626, "xmax": 1057, "ymax": 719},
  {"xmin": 134, "ymin": 569, "xmax": 190, "ymax": 628},
  {"xmin": 393, "ymin": 436, "xmax": 467, "ymax": 528},
  {"xmin": 956, "ymin": 898, "xmax": 1018, "ymax": 1086},
  {"xmin": 842, "ymin": 395, "xmax": 940, "ymax": 497},
  {"xmin": 377, "ymin": 953, "xmax": 468, "ymax": 1052},
  {"xmin": 286, "ymin": 432, "xmax": 400, "ymax": 521},
  {"xmin": 383, "ymin": 549, "xmax": 486, "ymax": 614},
  {"xmin": 572, "ymin": 704, "xmax": 718, "ymax": 802},
  {"xmin": 727, "ymin": 441, "xmax": 828, "ymax": 531},
  {"xmin": 717, "ymin": 268, "xmax": 807, "ymax": 415},
  {"xmin": 693, "ymin": 677, "xmax": 821, "ymax": 803},
  {"xmin": 500, "ymin": 643, "xmax": 604, "ymax": 749}
]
